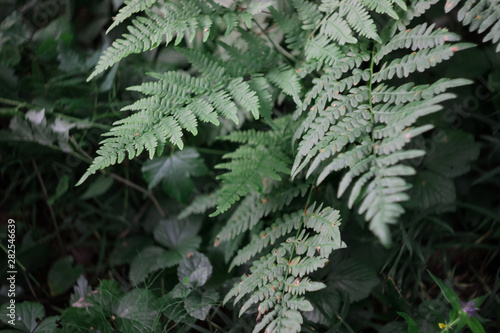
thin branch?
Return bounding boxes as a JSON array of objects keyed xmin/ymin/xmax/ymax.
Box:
[
  {"xmin": 32, "ymin": 160, "xmax": 64, "ymax": 252},
  {"xmin": 69, "ymin": 136, "xmax": 165, "ymax": 217}
]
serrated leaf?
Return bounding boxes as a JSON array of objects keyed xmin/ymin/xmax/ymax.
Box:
[
  {"xmin": 178, "ymin": 251, "xmax": 213, "ymax": 288},
  {"xmin": 142, "ymin": 148, "xmax": 208, "ymax": 203},
  {"xmin": 129, "ymin": 246, "xmax": 183, "ymax": 285},
  {"xmin": 113, "ymin": 289, "xmax": 159, "ymax": 333},
  {"xmin": 153, "ymin": 218, "xmax": 202, "ymax": 255},
  {"xmin": 424, "ymin": 130, "xmax": 480, "ymax": 178},
  {"xmin": 410, "ymin": 170, "xmax": 456, "ymax": 213},
  {"xmin": 184, "ymin": 289, "xmax": 219, "ymax": 320},
  {"xmin": 329, "ymin": 258, "xmax": 378, "ymax": 302},
  {"xmin": 0, "ymin": 302, "xmax": 45, "ymax": 332}
]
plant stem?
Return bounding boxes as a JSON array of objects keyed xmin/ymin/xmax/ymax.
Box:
[{"xmin": 32, "ymin": 160, "xmax": 64, "ymax": 252}]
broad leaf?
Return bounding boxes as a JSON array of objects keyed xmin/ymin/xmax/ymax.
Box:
[
  {"xmin": 129, "ymin": 246, "xmax": 183, "ymax": 285},
  {"xmin": 142, "ymin": 148, "xmax": 208, "ymax": 203},
  {"xmin": 178, "ymin": 251, "xmax": 213, "ymax": 288},
  {"xmin": 48, "ymin": 256, "xmax": 84, "ymax": 296},
  {"xmin": 153, "ymin": 218, "xmax": 202, "ymax": 255},
  {"xmin": 184, "ymin": 289, "xmax": 219, "ymax": 320},
  {"xmin": 113, "ymin": 289, "xmax": 159, "ymax": 333}
]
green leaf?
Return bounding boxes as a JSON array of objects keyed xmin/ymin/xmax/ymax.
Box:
[
  {"xmin": 184, "ymin": 289, "xmax": 219, "ymax": 320},
  {"xmin": 396, "ymin": 312, "xmax": 420, "ymax": 333},
  {"xmin": 61, "ymin": 307, "xmax": 112, "ymax": 332},
  {"xmin": 96, "ymin": 279, "xmax": 124, "ymax": 313},
  {"xmin": 329, "ymin": 258, "xmax": 379, "ymax": 302},
  {"xmin": 142, "ymin": 148, "xmax": 208, "ymax": 203},
  {"xmin": 0, "ymin": 302, "xmax": 44, "ymax": 333},
  {"xmin": 465, "ymin": 317, "xmax": 486, "ymax": 333},
  {"xmin": 428, "ymin": 271, "xmax": 462, "ymax": 312},
  {"xmin": 113, "ymin": 289, "xmax": 159, "ymax": 333},
  {"xmin": 48, "ymin": 174, "xmax": 69, "ymax": 205},
  {"xmin": 410, "ymin": 171, "xmax": 456, "ymax": 213},
  {"xmin": 79, "ymin": 175, "xmax": 114, "ymax": 200},
  {"xmin": 425, "ymin": 130, "xmax": 480, "ymax": 178},
  {"xmin": 48, "ymin": 256, "xmax": 84, "ymax": 296},
  {"xmin": 129, "ymin": 246, "xmax": 183, "ymax": 285},
  {"xmin": 110, "ymin": 236, "xmax": 152, "ymax": 266},
  {"xmin": 153, "ymin": 218, "xmax": 202, "ymax": 255},
  {"xmin": 33, "ymin": 316, "xmax": 61, "ymax": 333},
  {"xmin": 178, "ymin": 251, "xmax": 213, "ymax": 288}
]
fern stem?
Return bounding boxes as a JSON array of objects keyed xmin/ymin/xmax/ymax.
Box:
[
  {"xmin": 283, "ymin": 176, "xmax": 318, "ymax": 282},
  {"xmin": 253, "ymin": 19, "xmax": 297, "ymax": 63},
  {"xmin": 68, "ymin": 136, "xmax": 166, "ymax": 217},
  {"xmin": 368, "ymin": 49, "xmax": 375, "ymax": 130}
]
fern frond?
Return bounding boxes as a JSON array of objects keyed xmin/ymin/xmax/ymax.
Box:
[
  {"xmin": 178, "ymin": 191, "xmax": 219, "ymax": 219},
  {"xmin": 292, "ymin": 2, "xmax": 473, "ymax": 244},
  {"xmin": 224, "ymin": 205, "xmax": 345, "ymax": 333},
  {"xmin": 211, "ymin": 146, "xmax": 290, "ymax": 217},
  {"xmin": 215, "ymin": 182, "xmax": 309, "ymax": 245},
  {"xmin": 448, "ymin": 0, "xmax": 500, "ymax": 51},
  {"xmin": 106, "ymin": 0, "xmax": 157, "ymax": 33},
  {"xmin": 267, "ymin": 64, "xmax": 302, "ymax": 105},
  {"xmin": 89, "ymin": 0, "xmax": 250, "ymax": 80}
]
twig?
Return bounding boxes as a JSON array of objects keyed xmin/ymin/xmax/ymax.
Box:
[
  {"xmin": 69, "ymin": 136, "xmax": 165, "ymax": 217},
  {"xmin": 32, "ymin": 160, "xmax": 64, "ymax": 252},
  {"xmin": 108, "ymin": 173, "xmax": 165, "ymax": 217}
]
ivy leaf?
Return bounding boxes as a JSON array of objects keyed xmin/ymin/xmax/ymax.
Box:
[
  {"xmin": 184, "ymin": 289, "xmax": 219, "ymax": 320},
  {"xmin": 142, "ymin": 148, "xmax": 208, "ymax": 203},
  {"xmin": 48, "ymin": 256, "xmax": 84, "ymax": 296},
  {"xmin": 129, "ymin": 246, "xmax": 183, "ymax": 285},
  {"xmin": 178, "ymin": 251, "xmax": 213, "ymax": 288}
]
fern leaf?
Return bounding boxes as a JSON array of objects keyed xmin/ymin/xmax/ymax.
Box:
[
  {"xmin": 267, "ymin": 64, "xmax": 302, "ymax": 106},
  {"xmin": 106, "ymin": 0, "xmax": 157, "ymax": 33},
  {"xmin": 225, "ymin": 205, "xmax": 344, "ymax": 333}
]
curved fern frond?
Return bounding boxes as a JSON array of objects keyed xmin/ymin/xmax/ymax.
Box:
[
  {"xmin": 89, "ymin": 0, "xmax": 251, "ymax": 80},
  {"xmin": 106, "ymin": 0, "xmax": 157, "ymax": 33},
  {"xmin": 224, "ymin": 205, "xmax": 345, "ymax": 333}
]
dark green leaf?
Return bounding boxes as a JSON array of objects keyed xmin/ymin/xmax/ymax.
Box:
[
  {"xmin": 48, "ymin": 256, "xmax": 84, "ymax": 296},
  {"xmin": 142, "ymin": 148, "xmax": 208, "ymax": 203},
  {"xmin": 396, "ymin": 312, "xmax": 420, "ymax": 333},
  {"xmin": 79, "ymin": 175, "xmax": 114, "ymax": 200},
  {"xmin": 113, "ymin": 289, "xmax": 159, "ymax": 333},
  {"xmin": 428, "ymin": 271, "xmax": 462, "ymax": 312},
  {"xmin": 178, "ymin": 251, "xmax": 213, "ymax": 288},
  {"xmin": 184, "ymin": 290, "xmax": 219, "ymax": 320},
  {"xmin": 129, "ymin": 246, "xmax": 183, "ymax": 285}
]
